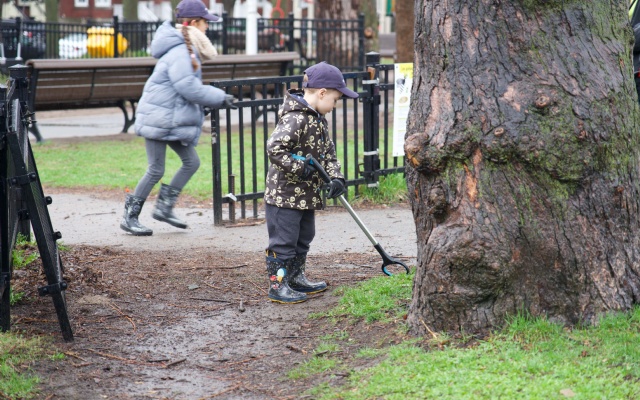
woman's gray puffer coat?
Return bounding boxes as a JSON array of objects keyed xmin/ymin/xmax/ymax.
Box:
[{"xmin": 135, "ymin": 21, "xmax": 226, "ymax": 146}]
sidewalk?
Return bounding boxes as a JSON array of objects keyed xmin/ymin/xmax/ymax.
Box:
[{"xmin": 47, "ymin": 192, "xmax": 417, "ymax": 262}]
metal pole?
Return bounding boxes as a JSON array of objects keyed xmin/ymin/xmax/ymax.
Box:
[
  {"xmin": 362, "ymin": 52, "xmax": 381, "ymax": 187},
  {"xmin": 245, "ymin": 0, "xmax": 258, "ymax": 54},
  {"xmin": 113, "ymin": 16, "xmax": 120, "ymax": 58}
]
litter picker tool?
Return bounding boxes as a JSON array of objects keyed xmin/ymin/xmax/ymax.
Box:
[{"xmin": 307, "ymin": 156, "xmax": 410, "ymax": 276}]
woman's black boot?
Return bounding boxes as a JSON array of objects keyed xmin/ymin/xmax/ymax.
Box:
[
  {"xmin": 152, "ymin": 183, "xmax": 187, "ymax": 229},
  {"xmin": 288, "ymin": 254, "xmax": 327, "ymax": 294},
  {"xmin": 266, "ymin": 252, "xmax": 307, "ymax": 304},
  {"xmin": 120, "ymin": 195, "xmax": 153, "ymax": 236}
]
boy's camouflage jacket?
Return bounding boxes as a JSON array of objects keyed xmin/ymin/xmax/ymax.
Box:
[{"xmin": 264, "ymin": 89, "xmax": 344, "ymax": 210}]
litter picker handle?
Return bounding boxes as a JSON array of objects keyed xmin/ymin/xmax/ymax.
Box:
[
  {"xmin": 306, "ymin": 155, "xmax": 332, "ymax": 184},
  {"xmin": 306, "ymin": 156, "xmax": 410, "ymax": 276}
]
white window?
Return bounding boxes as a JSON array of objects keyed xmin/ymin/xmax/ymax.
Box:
[
  {"xmin": 74, "ymin": 0, "xmax": 88, "ymax": 8},
  {"xmin": 95, "ymin": 0, "xmax": 112, "ymax": 8}
]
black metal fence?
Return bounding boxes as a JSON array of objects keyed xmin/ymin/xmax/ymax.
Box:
[
  {"xmin": 209, "ymin": 52, "xmax": 404, "ymax": 225},
  {"xmin": 0, "ymin": 14, "xmax": 365, "ymax": 73}
]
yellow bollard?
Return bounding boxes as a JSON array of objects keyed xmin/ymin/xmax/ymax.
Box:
[{"xmin": 86, "ymin": 27, "xmax": 128, "ymax": 57}]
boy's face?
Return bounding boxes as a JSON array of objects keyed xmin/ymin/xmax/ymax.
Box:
[{"xmin": 314, "ymin": 89, "xmax": 343, "ymax": 115}]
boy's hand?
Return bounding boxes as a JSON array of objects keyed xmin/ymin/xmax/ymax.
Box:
[
  {"xmin": 326, "ymin": 179, "xmax": 346, "ymax": 199},
  {"xmin": 300, "ymin": 157, "xmax": 316, "ymax": 179}
]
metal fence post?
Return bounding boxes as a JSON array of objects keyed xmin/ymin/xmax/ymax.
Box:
[
  {"xmin": 222, "ymin": 12, "xmax": 229, "ymax": 54},
  {"xmin": 113, "ymin": 16, "xmax": 120, "ymax": 58},
  {"xmin": 0, "ymin": 83, "xmax": 9, "ymax": 332},
  {"xmin": 211, "ymin": 108, "xmax": 223, "ymax": 226},
  {"xmin": 10, "ymin": 65, "xmax": 32, "ymax": 240},
  {"xmin": 361, "ymin": 52, "xmax": 381, "ymax": 187}
]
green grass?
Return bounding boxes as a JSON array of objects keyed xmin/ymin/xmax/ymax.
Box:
[
  {"xmin": 10, "ymin": 234, "xmax": 40, "ymax": 306},
  {"xmin": 32, "ymin": 133, "xmax": 407, "ymax": 204},
  {"xmin": 12, "ymin": 234, "xmax": 39, "ymax": 270},
  {"xmin": 297, "ymin": 274, "xmax": 640, "ymax": 399},
  {"xmin": 0, "ymin": 333, "xmax": 57, "ymax": 399}
]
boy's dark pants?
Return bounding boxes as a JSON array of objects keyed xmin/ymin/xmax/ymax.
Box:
[{"xmin": 265, "ymin": 204, "xmax": 315, "ymax": 259}]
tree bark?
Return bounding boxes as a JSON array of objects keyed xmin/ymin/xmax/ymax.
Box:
[{"xmin": 405, "ymin": 1, "xmax": 640, "ymax": 334}]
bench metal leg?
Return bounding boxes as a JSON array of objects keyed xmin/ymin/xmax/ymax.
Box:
[{"xmin": 117, "ymin": 100, "xmax": 137, "ymax": 133}]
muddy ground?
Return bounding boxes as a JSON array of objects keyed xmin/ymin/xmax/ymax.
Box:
[{"xmin": 10, "ymin": 210, "xmax": 414, "ymax": 400}]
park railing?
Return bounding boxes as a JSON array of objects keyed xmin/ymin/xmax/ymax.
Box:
[
  {"xmin": 0, "ymin": 65, "xmax": 73, "ymax": 341},
  {"xmin": 209, "ymin": 52, "xmax": 404, "ymax": 225},
  {"xmin": 0, "ymin": 14, "xmax": 365, "ymax": 72}
]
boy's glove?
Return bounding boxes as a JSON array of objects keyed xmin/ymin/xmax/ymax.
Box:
[
  {"xmin": 326, "ymin": 179, "xmax": 346, "ymax": 199},
  {"xmin": 300, "ymin": 157, "xmax": 316, "ymax": 179},
  {"xmin": 224, "ymin": 94, "xmax": 238, "ymax": 109},
  {"xmin": 203, "ymin": 106, "xmax": 212, "ymax": 116}
]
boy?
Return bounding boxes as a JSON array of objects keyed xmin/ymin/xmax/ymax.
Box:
[{"xmin": 264, "ymin": 62, "xmax": 359, "ymax": 303}]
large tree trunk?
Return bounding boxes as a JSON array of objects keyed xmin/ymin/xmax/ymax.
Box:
[{"xmin": 405, "ymin": 2, "xmax": 640, "ymax": 334}]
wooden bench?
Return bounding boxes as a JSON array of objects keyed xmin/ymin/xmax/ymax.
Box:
[{"xmin": 25, "ymin": 52, "xmax": 299, "ymax": 141}]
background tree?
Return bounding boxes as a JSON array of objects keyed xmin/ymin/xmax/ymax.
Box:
[
  {"xmin": 404, "ymin": 2, "xmax": 640, "ymax": 334},
  {"xmin": 170, "ymin": 0, "xmax": 180, "ymax": 19},
  {"xmin": 394, "ymin": 0, "xmax": 413, "ymax": 62},
  {"xmin": 315, "ymin": 0, "xmax": 376, "ymax": 68},
  {"xmin": 122, "ymin": 0, "xmax": 137, "ymax": 21}
]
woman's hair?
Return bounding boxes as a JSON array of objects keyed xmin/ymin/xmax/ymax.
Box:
[{"xmin": 177, "ymin": 18, "xmax": 200, "ymax": 71}]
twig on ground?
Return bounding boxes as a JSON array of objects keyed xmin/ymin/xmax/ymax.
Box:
[
  {"xmin": 64, "ymin": 351, "xmax": 88, "ymax": 362},
  {"xmin": 207, "ymin": 384, "xmax": 242, "ymax": 398},
  {"xmin": 189, "ymin": 297, "xmax": 231, "ymax": 303},
  {"xmin": 217, "ymin": 264, "xmax": 248, "ymax": 269},
  {"xmin": 86, "ymin": 348, "xmax": 130, "ymax": 362},
  {"xmin": 164, "ymin": 358, "xmax": 186, "ymax": 368},
  {"xmin": 245, "ymin": 279, "xmax": 267, "ymax": 295},
  {"xmin": 285, "ymin": 344, "xmax": 307, "ymax": 354},
  {"xmin": 219, "ymin": 355, "xmax": 266, "ymax": 366},
  {"xmin": 420, "ymin": 318, "xmax": 439, "ymax": 339},
  {"xmin": 109, "ymin": 302, "xmax": 136, "ymax": 331}
]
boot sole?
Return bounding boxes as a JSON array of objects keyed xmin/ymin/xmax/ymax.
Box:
[
  {"xmin": 120, "ymin": 224, "xmax": 153, "ymax": 236},
  {"xmin": 268, "ymin": 295, "xmax": 307, "ymax": 304},
  {"xmin": 152, "ymin": 214, "xmax": 187, "ymax": 229},
  {"xmin": 291, "ymin": 287, "xmax": 328, "ymax": 295}
]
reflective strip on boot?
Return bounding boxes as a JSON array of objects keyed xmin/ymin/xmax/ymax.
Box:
[{"xmin": 288, "ymin": 254, "xmax": 327, "ymax": 294}]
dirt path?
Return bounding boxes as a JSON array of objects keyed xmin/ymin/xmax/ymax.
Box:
[{"xmin": 11, "ymin": 189, "xmax": 417, "ymax": 399}]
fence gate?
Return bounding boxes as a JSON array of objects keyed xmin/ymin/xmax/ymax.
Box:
[
  {"xmin": 210, "ymin": 52, "xmax": 405, "ymax": 225},
  {"xmin": 0, "ymin": 65, "xmax": 73, "ymax": 342}
]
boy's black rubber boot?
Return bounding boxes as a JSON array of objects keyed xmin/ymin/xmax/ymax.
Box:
[
  {"xmin": 152, "ymin": 183, "xmax": 187, "ymax": 229},
  {"xmin": 289, "ymin": 253, "xmax": 327, "ymax": 294},
  {"xmin": 120, "ymin": 194, "xmax": 153, "ymax": 236},
  {"xmin": 266, "ymin": 254, "xmax": 307, "ymax": 304}
]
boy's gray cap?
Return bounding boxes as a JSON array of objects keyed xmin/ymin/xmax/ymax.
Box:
[
  {"xmin": 176, "ymin": 0, "xmax": 221, "ymax": 22},
  {"xmin": 303, "ymin": 61, "xmax": 359, "ymax": 98}
]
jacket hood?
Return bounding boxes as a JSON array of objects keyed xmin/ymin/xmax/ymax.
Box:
[
  {"xmin": 151, "ymin": 21, "xmax": 185, "ymax": 59},
  {"xmin": 279, "ymin": 89, "xmax": 321, "ymax": 119}
]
